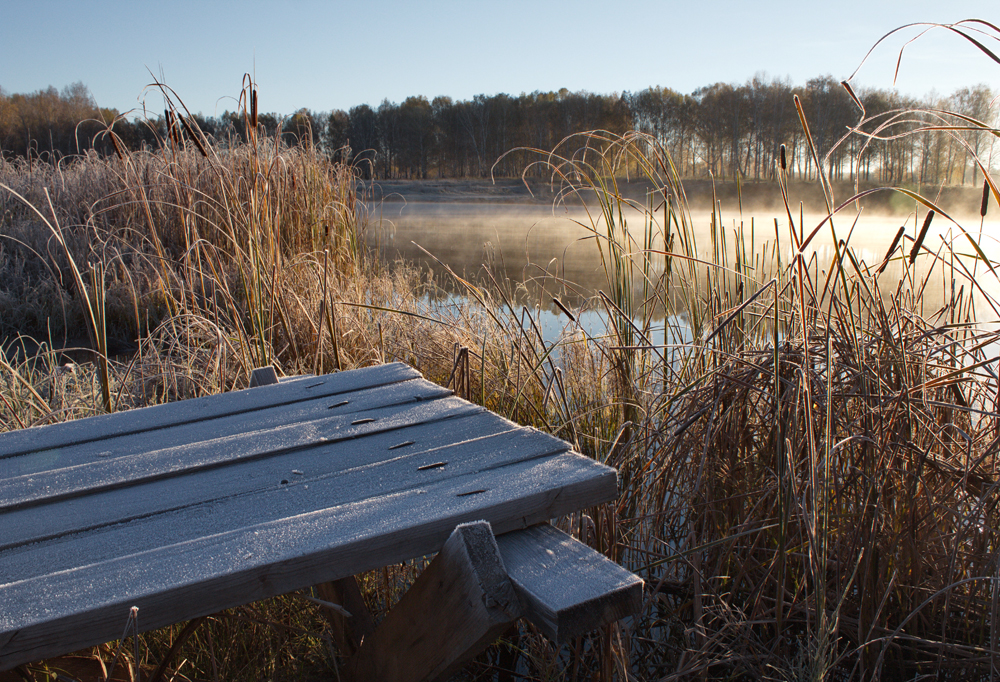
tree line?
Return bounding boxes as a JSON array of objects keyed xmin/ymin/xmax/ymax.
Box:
[{"xmin": 0, "ymin": 77, "xmax": 994, "ymax": 186}]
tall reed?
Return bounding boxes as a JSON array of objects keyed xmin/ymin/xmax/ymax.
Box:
[{"xmin": 495, "ymin": 115, "xmax": 997, "ymax": 677}]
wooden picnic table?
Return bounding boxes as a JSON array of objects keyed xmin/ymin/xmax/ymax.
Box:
[{"xmin": 0, "ymin": 363, "xmax": 641, "ymax": 681}]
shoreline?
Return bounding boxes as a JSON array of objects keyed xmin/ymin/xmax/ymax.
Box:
[{"xmin": 371, "ymin": 177, "xmax": 989, "ymax": 218}]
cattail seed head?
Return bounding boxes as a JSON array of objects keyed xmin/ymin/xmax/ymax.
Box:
[
  {"xmin": 779, "ymin": 144, "xmax": 787, "ymax": 171},
  {"xmin": 841, "ymin": 80, "xmax": 864, "ymax": 115},
  {"xmin": 552, "ymin": 297, "xmax": 576, "ymax": 323},
  {"xmin": 876, "ymin": 225, "xmax": 906, "ymax": 275},
  {"xmin": 982, "ymin": 180, "xmax": 990, "ymax": 217},
  {"xmin": 109, "ymin": 131, "xmax": 125, "ymax": 162},
  {"xmin": 165, "ymin": 110, "xmax": 182, "ymax": 147},
  {"xmin": 180, "ymin": 116, "xmax": 208, "ymax": 158},
  {"xmin": 909, "ymin": 210, "xmax": 934, "ymax": 264}
]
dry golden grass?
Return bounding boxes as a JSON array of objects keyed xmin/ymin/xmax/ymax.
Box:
[{"xmin": 4, "ymin": 31, "xmax": 1000, "ymax": 677}]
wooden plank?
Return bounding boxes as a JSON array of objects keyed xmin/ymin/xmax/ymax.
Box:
[
  {"xmin": 0, "ymin": 406, "xmax": 532, "ymax": 548},
  {"xmin": 0, "ymin": 363, "xmax": 421, "ymax": 459},
  {"xmin": 1, "ymin": 375, "xmax": 448, "ymax": 481},
  {"xmin": 0, "ymin": 422, "xmax": 574, "ymax": 573},
  {"xmin": 0, "ymin": 452, "xmax": 616, "ymax": 670},
  {"xmin": 0, "ymin": 384, "xmax": 467, "ymax": 513},
  {"xmin": 495, "ymin": 523, "xmax": 643, "ymax": 644},
  {"xmin": 347, "ymin": 521, "xmax": 520, "ymax": 682}
]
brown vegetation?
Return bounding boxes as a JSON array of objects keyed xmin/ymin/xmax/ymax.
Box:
[{"xmin": 3, "ymin": 20, "xmax": 1000, "ymax": 681}]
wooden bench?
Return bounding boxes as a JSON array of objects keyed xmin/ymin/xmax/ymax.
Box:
[{"xmin": 0, "ymin": 363, "xmax": 641, "ymax": 681}]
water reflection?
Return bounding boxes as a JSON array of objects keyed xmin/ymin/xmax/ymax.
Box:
[
  {"xmin": 369, "ymin": 199, "xmax": 1000, "ymax": 343},
  {"xmin": 371, "ymin": 202, "xmax": 602, "ymax": 304}
]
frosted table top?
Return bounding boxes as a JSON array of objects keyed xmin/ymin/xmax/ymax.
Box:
[{"xmin": 0, "ymin": 362, "xmax": 616, "ymax": 670}]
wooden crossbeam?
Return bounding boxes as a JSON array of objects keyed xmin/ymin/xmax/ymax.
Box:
[{"xmin": 347, "ymin": 521, "xmax": 520, "ymax": 682}]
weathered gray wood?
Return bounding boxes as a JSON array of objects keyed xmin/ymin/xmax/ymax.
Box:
[
  {"xmin": 0, "ymin": 362, "xmax": 641, "ymax": 674},
  {"xmin": 2, "ymin": 375, "xmax": 449, "ymax": 482},
  {"xmin": 0, "ymin": 415, "xmax": 565, "ymax": 556},
  {"xmin": 495, "ymin": 523, "xmax": 643, "ymax": 644},
  {"xmin": 0, "ymin": 410, "xmax": 530, "ymax": 551},
  {"xmin": 348, "ymin": 521, "xmax": 520, "ymax": 682},
  {"xmin": 0, "ymin": 452, "xmax": 616, "ymax": 669},
  {"xmin": 0, "ymin": 386, "xmax": 471, "ymax": 514},
  {"xmin": 314, "ymin": 577, "xmax": 375, "ymax": 657},
  {"xmin": 249, "ymin": 366, "xmax": 279, "ymax": 387},
  {"xmin": 0, "ymin": 426, "xmax": 587, "ymax": 579},
  {"xmin": 0, "ymin": 362, "xmax": 421, "ymax": 459}
]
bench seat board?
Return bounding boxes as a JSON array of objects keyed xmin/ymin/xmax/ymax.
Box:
[{"xmin": 495, "ymin": 524, "xmax": 643, "ymax": 643}]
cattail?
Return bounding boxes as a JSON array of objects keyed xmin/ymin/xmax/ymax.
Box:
[
  {"xmin": 251, "ymin": 89, "xmax": 258, "ymax": 129},
  {"xmin": 165, "ymin": 109, "xmax": 182, "ymax": 147},
  {"xmin": 909, "ymin": 210, "xmax": 934, "ymax": 264},
  {"xmin": 109, "ymin": 131, "xmax": 125, "ymax": 162},
  {"xmin": 876, "ymin": 225, "xmax": 906, "ymax": 275},
  {"xmin": 779, "ymin": 144, "xmax": 787, "ymax": 171},
  {"xmin": 180, "ymin": 116, "xmax": 208, "ymax": 157},
  {"xmin": 982, "ymin": 179, "xmax": 990, "ymax": 217},
  {"xmin": 841, "ymin": 80, "xmax": 864, "ymax": 115},
  {"xmin": 552, "ymin": 297, "xmax": 576, "ymax": 323}
]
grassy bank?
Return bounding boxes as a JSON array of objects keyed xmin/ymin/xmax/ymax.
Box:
[{"xmin": 2, "ymin": 80, "xmax": 1000, "ymax": 681}]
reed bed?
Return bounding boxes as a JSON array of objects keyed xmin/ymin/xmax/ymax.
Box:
[
  {"xmin": 523, "ymin": 128, "xmax": 1000, "ymax": 680},
  {"xmin": 3, "ymin": 45, "xmax": 1000, "ymax": 679}
]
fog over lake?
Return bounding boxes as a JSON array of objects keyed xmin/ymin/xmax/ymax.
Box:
[{"xmin": 371, "ymin": 199, "xmax": 1000, "ymax": 323}]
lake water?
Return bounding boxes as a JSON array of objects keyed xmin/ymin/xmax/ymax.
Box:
[{"xmin": 370, "ymin": 200, "xmax": 1000, "ymax": 336}]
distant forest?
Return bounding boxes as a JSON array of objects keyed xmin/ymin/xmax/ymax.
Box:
[{"xmin": 0, "ymin": 77, "xmax": 994, "ymax": 186}]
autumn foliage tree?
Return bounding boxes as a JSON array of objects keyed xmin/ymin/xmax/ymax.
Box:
[
  {"xmin": 0, "ymin": 82, "xmax": 120, "ymax": 159},
  {"xmin": 1, "ymin": 78, "xmax": 994, "ymax": 186}
]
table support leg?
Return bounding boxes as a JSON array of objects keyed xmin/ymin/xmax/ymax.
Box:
[
  {"xmin": 314, "ymin": 576, "xmax": 375, "ymax": 657},
  {"xmin": 346, "ymin": 521, "xmax": 521, "ymax": 682}
]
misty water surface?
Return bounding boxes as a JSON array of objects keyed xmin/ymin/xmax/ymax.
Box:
[{"xmin": 369, "ymin": 200, "xmax": 1000, "ymax": 343}]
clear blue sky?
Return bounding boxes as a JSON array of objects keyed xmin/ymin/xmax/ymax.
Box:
[{"xmin": 1, "ymin": 0, "xmax": 996, "ymax": 118}]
